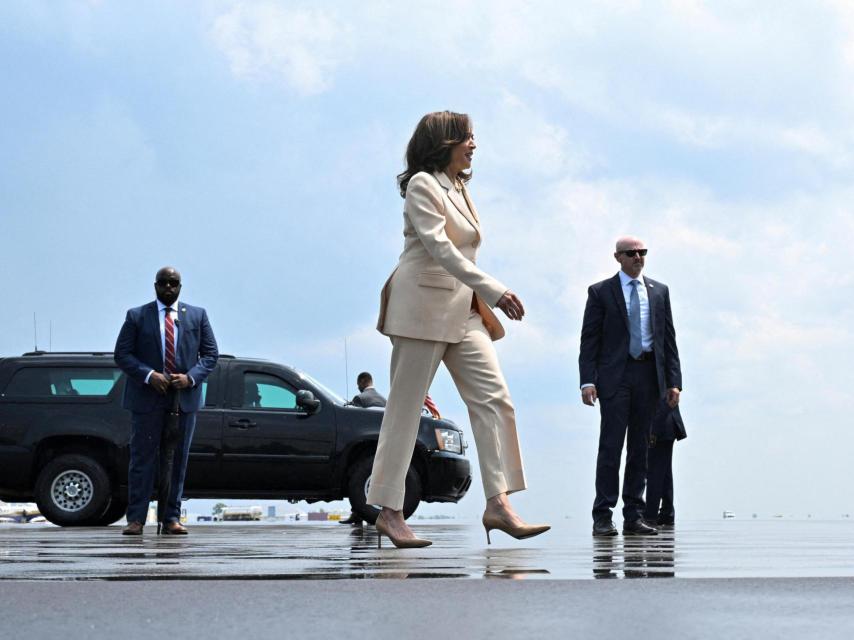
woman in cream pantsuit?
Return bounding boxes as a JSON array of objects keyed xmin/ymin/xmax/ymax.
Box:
[{"xmin": 368, "ymin": 111, "xmax": 550, "ymax": 548}]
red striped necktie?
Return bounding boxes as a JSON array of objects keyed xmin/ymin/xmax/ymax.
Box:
[{"xmin": 164, "ymin": 307, "xmax": 177, "ymax": 375}]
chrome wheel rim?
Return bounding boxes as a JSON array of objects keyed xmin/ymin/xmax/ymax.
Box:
[{"xmin": 50, "ymin": 470, "xmax": 94, "ymax": 512}]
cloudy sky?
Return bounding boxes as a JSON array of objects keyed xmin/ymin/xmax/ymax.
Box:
[{"xmin": 2, "ymin": 1, "xmax": 852, "ymax": 521}]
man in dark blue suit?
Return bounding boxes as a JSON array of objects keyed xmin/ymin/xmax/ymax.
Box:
[
  {"xmin": 645, "ymin": 398, "xmax": 686, "ymax": 527},
  {"xmin": 114, "ymin": 266, "xmax": 218, "ymax": 535},
  {"xmin": 579, "ymin": 237, "xmax": 682, "ymax": 537}
]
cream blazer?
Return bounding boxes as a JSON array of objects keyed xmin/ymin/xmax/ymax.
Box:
[{"xmin": 377, "ymin": 170, "xmax": 508, "ymax": 344}]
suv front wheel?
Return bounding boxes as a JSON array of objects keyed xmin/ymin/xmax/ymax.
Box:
[
  {"xmin": 94, "ymin": 497, "xmax": 129, "ymax": 526},
  {"xmin": 347, "ymin": 454, "xmax": 422, "ymax": 525},
  {"xmin": 35, "ymin": 453, "xmax": 112, "ymax": 527}
]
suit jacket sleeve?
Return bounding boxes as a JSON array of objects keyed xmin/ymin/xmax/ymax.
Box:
[
  {"xmin": 578, "ymin": 285, "xmax": 604, "ymax": 388},
  {"xmin": 352, "ymin": 395, "xmax": 364, "ymax": 407},
  {"xmin": 406, "ymin": 174, "xmax": 508, "ymax": 307},
  {"xmin": 114, "ymin": 310, "xmax": 153, "ymax": 383},
  {"xmin": 186, "ymin": 309, "xmax": 219, "ymax": 386},
  {"xmin": 663, "ymin": 287, "xmax": 682, "ymax": 390}
]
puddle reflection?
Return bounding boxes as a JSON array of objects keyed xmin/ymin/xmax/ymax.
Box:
[
  {"xmin": 482, "ymin": 549, "xmax": 551, "ymax": 579},
  {"xmin": 593, "ymin": 534, "xmax": 675, "ymax": 579},
  {"xmin": 8, "ymin": 520, "xmax": 851, "ymax": 581}
]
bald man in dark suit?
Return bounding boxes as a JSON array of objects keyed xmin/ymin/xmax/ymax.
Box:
[{"xmin": 579, "ymin": 237, "xmax": 682, "ymax": 537}]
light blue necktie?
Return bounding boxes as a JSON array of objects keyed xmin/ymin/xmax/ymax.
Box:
[{"xmin": 629, "ymin": 280, "xmax": 642, "ymax": 359}]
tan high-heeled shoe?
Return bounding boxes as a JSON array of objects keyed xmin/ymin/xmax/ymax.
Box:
[
  {"xmin": 375, "ymin": 512, "xmax": 432, "ymax": 549},
  {"xmin": 482, "ymin": 513, "xmax": 550, "ymax": 544}
]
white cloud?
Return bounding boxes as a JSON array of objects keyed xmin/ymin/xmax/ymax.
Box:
[
  {"xmin": 645, "ymin": 105, "xmax": 854, "ymax": 167},
  {"xmin": 479, "ymin": 92, "xmax": 597, "ymax": 180},
  {"xmin": 210, "ymin": 2, "xmax": 347, "ymax": 95}
]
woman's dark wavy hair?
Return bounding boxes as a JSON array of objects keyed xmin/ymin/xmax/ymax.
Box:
[{"xmin": 397, "ymin": 111, "xmax": 472, "ymax": 197}]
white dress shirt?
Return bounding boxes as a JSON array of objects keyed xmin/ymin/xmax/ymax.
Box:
[{"xmin": 618, "ymin": 270, "xmax": 653, "ymax": 352}]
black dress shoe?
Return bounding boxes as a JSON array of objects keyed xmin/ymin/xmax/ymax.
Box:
[
  {"xmin": 592, "ymin": 519, "xmax": 618, "ymax": 537},
  {"xmin": 623, "ymin": 519, "xmax": 658, "ymax": 536},
  {"xmin": 339, "ymin": 513, "xmax": 363, "ymax": 525},
  {"xmin": 657, "ymin": 517, "xmax": 675, "ymax": 527},
  {"xmin": 122, "ymin": 521, "xmax": 143, "ymax": 536},
  {"xmin": 641, "ymin": 517, "xmax": 659, "ymax": 529},
  {"xmin": 160, "ymin": 521, "xmax": 188, "ymax": 535}
]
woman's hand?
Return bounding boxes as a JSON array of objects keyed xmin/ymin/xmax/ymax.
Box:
[{"xmin": 497, "ymin": 291, "xmax": 525, "ymax": 321}]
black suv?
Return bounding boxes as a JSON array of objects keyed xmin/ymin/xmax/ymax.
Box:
[{"xmin": 0, "ymin": 352, "xmax": 472, "ymax": 526}]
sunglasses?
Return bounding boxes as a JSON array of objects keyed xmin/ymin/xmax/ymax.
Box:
[
  {"xmin": 156, "ymin": 279, "xmax": 181, "ymax": 288},
  {"xmin": 619, "ymin": 249, "xmax": 648, "ymax": 257}
]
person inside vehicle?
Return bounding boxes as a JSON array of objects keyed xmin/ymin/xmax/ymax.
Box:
[{"xmin": 244, "ymin": 382, "xmax": 262, "ymax": 408}]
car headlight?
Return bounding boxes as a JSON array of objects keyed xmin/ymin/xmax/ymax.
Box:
[{"xmin": 434, "ymin": 428, "xmax": 462, "ymax": 454}]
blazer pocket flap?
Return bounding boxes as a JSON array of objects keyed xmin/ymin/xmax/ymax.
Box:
[{"xmin": 417, "ymin": 272, "xmax": 456, "ymax": 290}]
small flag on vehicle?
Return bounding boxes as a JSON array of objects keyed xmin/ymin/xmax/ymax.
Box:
[{"xmin": 424, "ymin": 394, "xmax": 441, "ymax": 419}]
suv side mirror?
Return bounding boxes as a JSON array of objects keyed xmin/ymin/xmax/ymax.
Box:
[{"xmin": 296, "ymin": 390, "xmax": 321, "ymax": 415}]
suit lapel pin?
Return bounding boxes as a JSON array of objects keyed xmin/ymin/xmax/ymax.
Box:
[{"xmin": 181, "ymin": 307, "xmax": 186, "ymax": 313}]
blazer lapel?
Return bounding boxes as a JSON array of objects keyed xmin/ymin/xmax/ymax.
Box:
[
  {"xmin": 146, "ymin": 302, "xmax": 163, "ymax": 364},
  {"xmin": 434, "ymin": 171, "xmax": 480, "ymax": 236},
  {"xmin": 461, "ymin": 187, "xmax": 481, "ymax": 225},
  {"xmin": 610, "ymin": 274, "xmax": 629, "ymax": 331},
  {"xmin": 643, "ymin": 277, "xmax": 657, "ymax": 334}
]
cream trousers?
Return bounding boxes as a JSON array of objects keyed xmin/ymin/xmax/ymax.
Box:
[{"xmin": 366, "ymin": 311, "xmax": 527, "ymax": 511}]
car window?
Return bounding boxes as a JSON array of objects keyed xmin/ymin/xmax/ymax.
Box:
[
  {"xmin": 3, "ymin": 367, "xmax": 122, "ymax": 397},
  {"xmin": 200, "ymin": 363, "xmax": 226, "ymax": 408},
  {"xmin": 242, "ymin": 372, "xmax": 297, "ymax": 410}
]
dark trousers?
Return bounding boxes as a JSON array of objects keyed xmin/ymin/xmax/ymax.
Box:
[
  {"xmin": 644, "ymin": 439, "xmax": 675, "ymax": 522},
  {"xmin": 126, "ymin": 409, "xmax": 197, "ymax": 524},
  {"xmin": 592, "ymin": 359, "xmax": 658, "ymax": 523}
]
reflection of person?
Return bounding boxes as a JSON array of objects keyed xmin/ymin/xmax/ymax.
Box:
[
  {"xmin": 592, "ymin": 535, "xmax": 676, "ymax": 579},
  {"xmin": 644, "ymin": 399, "xmax": 686, "ymax": 527},
  {"xmin": 579, "ymin": 237, "xmax": 682, "ymax": 537},
  {"xmin": 368, "ymin": 111, "xmax": 549, "ymax": 548},
  {"xmin": 114, "ymin": 266, "xmax": 219, "ymax": 536},
  {"xmin": 351, "ymin": 372, "xmax": 387, "ymax": 408}
]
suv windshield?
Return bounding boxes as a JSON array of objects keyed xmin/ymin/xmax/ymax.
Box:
[{"xmin": 296, "ymin": 370, "xmax": 346, "ymax": 405}]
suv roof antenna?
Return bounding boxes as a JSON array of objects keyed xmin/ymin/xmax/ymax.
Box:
[
  {"xmin": 344, "ymin": 337, "xmax": 350, "ymax": 401},
  {"xmin": 33, "ymin": 312, "xmax": 38, "ymax": 351},
  {"xmin": 49, "ymin": 320, "xmax": 52, "ymax": 352}
]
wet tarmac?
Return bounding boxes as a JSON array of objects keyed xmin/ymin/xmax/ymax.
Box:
[{"xmin": 2, "ymin": 518, "xmax": 853, "ymax": 581}]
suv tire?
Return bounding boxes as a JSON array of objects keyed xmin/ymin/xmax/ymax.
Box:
[
  {"xmin": 347, "ymin": 454, "xmax": 421, "ymax": 525},
  {"xmin": 35, "ymin": 454, "xmax": 112, "ymax": 527},
  {"xmin": 94, "ymin": 497, "xmax": 129, "ymax": 526}
]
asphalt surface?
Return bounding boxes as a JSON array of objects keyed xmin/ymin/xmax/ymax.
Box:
[
  {"xmin": 4, "ymin": 578, "xmax": 854, "ymax": 639},
  {"xmin": 2, "ymin": 519, "xmax": 854, "ymax": 638}
]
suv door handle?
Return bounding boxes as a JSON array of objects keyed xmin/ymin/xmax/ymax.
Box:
[{"xmin": 228, "ymin": 419, "xmax": 257, "ymax": 429}]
